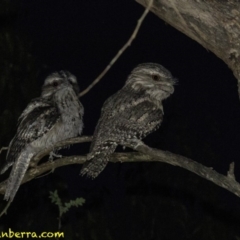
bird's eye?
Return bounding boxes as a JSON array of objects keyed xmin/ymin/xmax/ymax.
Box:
[
  {"xmin": 52, "ymin": 81, "xmax": 59, "ymax": 87},
  {"xmin": 152, "ymin": 74, "xmax": 160, "ymax": 81}
]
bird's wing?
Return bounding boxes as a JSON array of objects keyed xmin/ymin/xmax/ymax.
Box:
[
  {"xmin": 0, "ymin": 101, "xmax": 60, "ymax": 174},
  {"xmin": 17, "ymin": 98, "xmax": 50, "ymax": 124},
  {"xmin": 93, "ymin": 92, "xmax": 163, "ymax": 147},
  {"xmin": 81, "ymin": 94, "xmax": 163, "ymax": 178}
]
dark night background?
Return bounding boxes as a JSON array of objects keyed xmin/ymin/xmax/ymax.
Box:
[{"xmin": 1, "ymin": 0, "xmax": 240, "ymax": 239}]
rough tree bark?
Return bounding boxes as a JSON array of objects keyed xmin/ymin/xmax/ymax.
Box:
[{"xmin": 136, "ymin": 0, "xmax": 240, "ymax": 96}]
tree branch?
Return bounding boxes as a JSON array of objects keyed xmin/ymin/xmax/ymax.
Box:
[
  {"xmin": 78, "ymin": 0, "xmax": 154, "ymax": 98},
  {"xmin": 0, "ymin": 147, "xmax": 8, "ymax": 155},
  {"xmin": 132, "ymin": 141, "xmax": 240, "ymax": 197},
  {"xmin": 0, "ymin": 137, "xmax": 240, "ymax": 198},
  {"xmin": 30, "ymin": 136, "xmax": 92, "ymax": 167}
]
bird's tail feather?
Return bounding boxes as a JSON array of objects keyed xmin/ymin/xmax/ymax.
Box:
[
  {"xmin": 80, "ymin": 142, "xmax": 117, "ymax": 178},
  {"xmin": 4, "ymin": 152, "xmax": 34, "ymax": 202},
  {"xmin": 80, "ymin": 157, "xmax": 108, "ymax": 179}
]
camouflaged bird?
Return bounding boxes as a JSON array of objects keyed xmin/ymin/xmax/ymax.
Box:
[
  {"xmin": 81, "ymin": 63, "xmax": 176, "ymax": 178},
  {"xmin": 1, "ymin": 71, "xmax": 84, "ymax": 202}
]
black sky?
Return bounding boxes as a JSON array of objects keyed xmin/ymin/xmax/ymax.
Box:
[{"xmin": 1, "ymin": 0, "xmax": 240, "ymax": 239}]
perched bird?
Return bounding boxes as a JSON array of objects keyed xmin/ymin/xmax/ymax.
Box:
[
  {"xmin": 81, "ymin": 63, "xmax": 176, "ymax": 178},
  {"xmin": 1, "ymin": 71, "xmax": 84, "ymax": 202}
]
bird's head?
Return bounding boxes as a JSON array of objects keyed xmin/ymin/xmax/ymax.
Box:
[
  {"xmin": 126, "ymin": 63, "xmax": 177, "ymax": 101},
  {"xmin": 41, "ymin": 71, "xmax": 80, "ymax": 98}
]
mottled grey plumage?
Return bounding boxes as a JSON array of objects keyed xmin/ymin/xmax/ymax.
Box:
[
  {"xmin": 81, "ymin": 63, "xmax": 176, "ymax": 178},
  {"xmin": 1, "ymin": 71, "xmax": 84, "ymax": 202}
]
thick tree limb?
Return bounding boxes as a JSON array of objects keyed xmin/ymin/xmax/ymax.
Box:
[
  {"xmin": 136, "ymin": 0, "xmax": 240, "ymax": 97},
  {"xmin": 0, "ymin": 137, "xmax": 240, "ymax": 198}
]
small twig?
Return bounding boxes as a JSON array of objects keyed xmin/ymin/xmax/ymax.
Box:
[
  {"xmin": 0, "ymin": 147, "xmax": 8, "ymax": 155},
  {"xmin": 78, "ymin": 0, "xmax": 154, "ymax": 97},
  {"xmin": 0, "ymin": 201, "xmax": 12, "ymax": 218},
  {"xmin": 227, "ymin": 162, "xmax": 236, "ymax": 180}
]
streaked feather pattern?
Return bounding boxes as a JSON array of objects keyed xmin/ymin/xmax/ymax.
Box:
[
  {"xmin": 81, "ymin": 63, "xmax": 175, "ymax": 178},
  {"xmin": 1, "ymin": 71, "xmax": 84, "ymax": 202}
]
